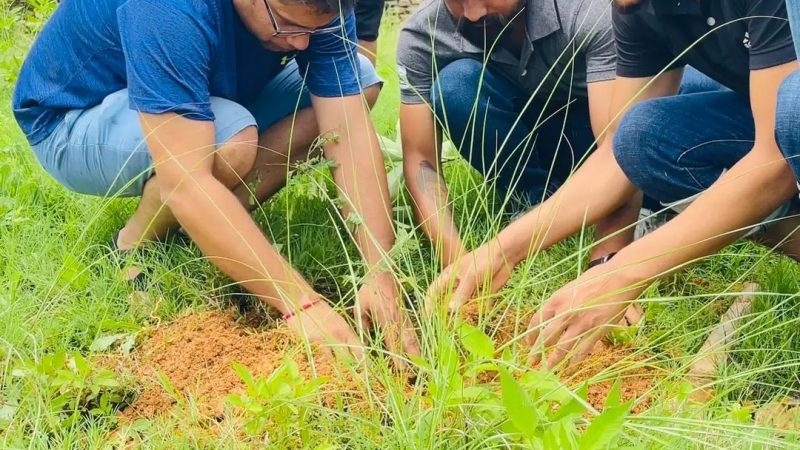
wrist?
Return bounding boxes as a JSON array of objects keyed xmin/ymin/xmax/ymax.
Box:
[
  {"xmin": 599, "ymin": 250, "xmax": 652, "ymax": 293},
  {"xmin": 282, "ymin": 299, "xmax": 322, "ymax": 321},
  {"xmin": 496, "ymin": 227, "xmax": 527, "ymax": 265}
]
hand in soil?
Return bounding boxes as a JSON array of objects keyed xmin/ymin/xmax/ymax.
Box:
[
  {"xmin": 525, "ymin": 262, "xmax": 642, "ymax": 370},
  {"xmin": 356, "ymin": 271, "xmax": 421, "ymax": 370},
  {"xmin": 285, "ymin": 300, "xmax": 365, "ymax": 362},
  {"xmin": 425, "ymin": 241, "xmax": 513, "ymax": 314}
]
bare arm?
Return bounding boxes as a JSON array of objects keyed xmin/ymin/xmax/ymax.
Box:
[
  {"xmin": 528, "ymin": 62, "xmax": 800, "ymax": 368},
  {"xmin": 499, "ymin": 70, "xmax": 685, "ymax": 265},
  {"xmin": 586, "ymin": 78, "xmax": 643, "ymax": 259},
  {"xmin": 139, "ymin": 114, "xmax": 317, "ymax": 313},
  {"xmin": 312, "ymin": 93, "xmax": 394, "ymax": 271},
  {"xmin": 312, "ymin": 93, "xmax": 421, "ymax": 362},
  {"xmin": 426, "ymin": 70, "xmax": 685, "ymax": 307},
  {"xmin": 400, "ymin": 103, "xmax": 466, "ymax": 266},
  {"xmin": 604, "ymin": 62, "xmax": 800, "ymax": 287}
]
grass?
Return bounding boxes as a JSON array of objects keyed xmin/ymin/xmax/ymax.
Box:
[{"xmin": 2, "ymin": 1, "xmax": 800, "ymax": 448}]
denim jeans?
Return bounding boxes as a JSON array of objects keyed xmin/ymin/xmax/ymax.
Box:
[
  {"xmin": 615, "ymin": 69, "xmax": 795, "ymax": 223},
  {"xmin": 431, "ymin": 58, "xmax": 595, "ymax": 206},
  {"xmin": 430, "ymin": 59, "xmax": 723, "ymax": 207},
  {"xmin": 787, "ymin": 0, "xmax": 800, "ymax": 60},
  {"xmin": 777, "ymin": 0, "xmax": 800, "ymax": 187},
  {"xmin": 777, "ymin": 71, "xmax": 800, "ymax": 187}
]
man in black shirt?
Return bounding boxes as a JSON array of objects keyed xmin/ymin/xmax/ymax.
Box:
[{"xmin": 427, "ymin": 0, "xmax": 800, "ymax": 368}]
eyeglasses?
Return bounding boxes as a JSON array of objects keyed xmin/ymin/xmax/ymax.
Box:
[{"xmin": 262, "ymin": 0, "xmax": 342, "ymax": 37}]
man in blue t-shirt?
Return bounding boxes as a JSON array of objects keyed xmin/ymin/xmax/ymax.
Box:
[{"xmin": 13, "ymin": 0, "xmax": 419, "ymax": 363}]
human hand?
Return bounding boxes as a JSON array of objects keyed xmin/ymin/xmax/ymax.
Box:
[
  {"xmin": 285, "ymin": 298, "xmax": 364, "ymax": 362},
  {"xmin": 356, "ymin": 271, "xmax": 421, "ymax": 370},
  {"xmin": 425, "ymin": 241, "xmax": 513, "ymax": 315},
  {"xmin": 525, "ymin": 262, "xmax": 645, "ymax": 370}
]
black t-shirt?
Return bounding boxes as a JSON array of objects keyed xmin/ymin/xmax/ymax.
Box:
[{"xmin": 613, "ymin": 0, "xmax": 796, "ymax": 96}]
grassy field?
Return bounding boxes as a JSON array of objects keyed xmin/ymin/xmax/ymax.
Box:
[{"xmin": 3, "ymin": 1, "xmax": 800, "ymax": 448}]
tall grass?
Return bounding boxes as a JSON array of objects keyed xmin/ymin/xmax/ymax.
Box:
[{"xmin": 2, "ymin": 0, "xmax": 800, "ymax": 448}]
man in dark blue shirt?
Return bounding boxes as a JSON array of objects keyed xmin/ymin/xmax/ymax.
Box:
[{"xmin": 13, "ymin": 0, "xmax": 419, "ymax": 363}]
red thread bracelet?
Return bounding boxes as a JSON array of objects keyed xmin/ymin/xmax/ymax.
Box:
[{"xmin": 282, "ymin": 300, "xmax": 321, "ymax": 321}]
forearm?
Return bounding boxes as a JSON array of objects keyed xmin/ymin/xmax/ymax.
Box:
[
  {"xmin": 498, "ymin": 145, "xmax": 638, "ymax": 264},
  {"xmin": 404, "ymin": 156, "xmax": 465, "ymax": 266},
  {"xmin": 323, "ymin": 117, "xmax": 395, "ymax": 272},
  {"xmin": 611, "ymin": 150, "xmax": 797, "ymax": 284},
  {"xmin": 167, "ymin": 176, "xmax": 316, "ymax": 315}
]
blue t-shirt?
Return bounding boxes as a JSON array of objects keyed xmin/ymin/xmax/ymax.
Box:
[{"xmin": 12, "ymin": 0, "xmax": 362, "ymax": 145}]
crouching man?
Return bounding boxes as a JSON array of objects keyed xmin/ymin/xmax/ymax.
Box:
[
  {"xmin": 13, "ymin": 0, "xmax": 419, "ymax": 362},
  {"xmin": 396, "ymin": 0, "xmax": 621, "ymax": 267}
]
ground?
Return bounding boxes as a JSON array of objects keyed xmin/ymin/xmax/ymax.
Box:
[{"xmin": 2, "ymin": 2, "xmax": 800, "ymax": 449}]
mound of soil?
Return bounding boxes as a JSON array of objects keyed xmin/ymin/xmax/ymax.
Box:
[
  {"xmin": 567, "ymin": 341, "xmax": 662, "ymax": 414},
  {"xmin": 106, "ymin": 309, "xmax": 374, "ymax": 421},
  {"xmin": 460, "ymin": 301, "xmax": 662, "ymax": 414}
]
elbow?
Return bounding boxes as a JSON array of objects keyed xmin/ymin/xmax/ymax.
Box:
[{"xmin": 774, "ymin": 163, "xmax": 799, "ymax": 200}]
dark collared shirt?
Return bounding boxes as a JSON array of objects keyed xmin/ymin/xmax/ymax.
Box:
[
  {"xmin": 397, "ymin": 0, "xmax": 617, "ymax": 104},
  {"xmin": 614, "ymin": 0, "xmax": 796, "ymax": 96}
]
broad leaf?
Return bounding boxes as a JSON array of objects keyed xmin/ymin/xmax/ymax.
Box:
[
  {"xmin": 457, "ymin": 322, "xmax": 495, "ymax": 361},
  {"xmin": 605, "ymin": 378, "xmax": 622, "ymax": 409},
  {"xmin": 578, "ymin": 401, "xmax": 632, "ymax": 450},
  {"xmin": 500, "ymin": 368, "xmax": 539, "ymax": 438},
  {"xmin": 89, "ymin": 333, "xmax": 128, "ymax": 353}
]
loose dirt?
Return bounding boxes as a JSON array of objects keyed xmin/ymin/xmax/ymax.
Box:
[
  {"xmin": 105, "ymin": 309, "xmax": 374, "ymax": 421},
  {"xmin": 106, "ymin": 300, "xmax": 661, "ymax": 422},
  {"xmin": 460, "ymin": 301, "xmax": 662, "ymax": 414}
]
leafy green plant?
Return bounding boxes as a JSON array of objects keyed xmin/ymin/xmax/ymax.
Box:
[
  {"xmin": 225, "ymin": 359, "xmax": 329, "ymax": 443},
  {"xmin": 10, "ymin": 350, "xmax": 127, "ymax": 431}
]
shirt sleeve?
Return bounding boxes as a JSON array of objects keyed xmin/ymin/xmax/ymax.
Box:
[
  {"xmin": 117, "ymin": 0, "xmax": 214, "ymax": 120},
  {"xmin": 397, "ymin": 24, "xmax": 435, "ymax": 105},
  {"xmin": 612, "ymin": 4, "xmax": 682, "ymax": 78},
  {"xmin": 746, "ymin": 0, "xmax": 797, "ymax": 70},
  {"xmin": 295, "ymin": 12, "xmax": 362, "ymax": 98},
  {"xmin": 575, "ymin": 0, "xmax": 617, "ymax": 83}
]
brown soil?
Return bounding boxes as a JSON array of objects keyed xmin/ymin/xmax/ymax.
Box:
[
  {"xmin": 460, "ymin": 301, "xmax": 662, "ymax": 414},
  {"xmin": 106, "ymin": 300, "xmax": 661, "ymax": 421},
  {"xmin": 105, "ymin": 309, "xmax": 374, "ymax": 422},
  {"xmin": 566, "ymin": 341, "xmax": 662, "ymax": 414}
]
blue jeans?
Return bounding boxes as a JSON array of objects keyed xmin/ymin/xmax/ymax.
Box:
[
  {"xmin": 431, "ymin": 59, "xmax": 595, "ymax": 206},
  {"xmin": 430, "ymin": 61, "xmax": 721, "ymax": 207},
  {"xmin": 777, "ymin": 71, "xmax": 800, "ymax": 188},
  {"xmin": 778, "ymin": 0, "xmax": 800, "ymax": 185},
  {"xmin": 788, "ymin": 0, "xmax": 800, "ymax": 60},
  {"xmin": 31, "ymin": 55, "xmax": 380, "ymax": 197},
  {"xmin": 615, "ymin": 68, "xmax": 794, "ymax": 221}
]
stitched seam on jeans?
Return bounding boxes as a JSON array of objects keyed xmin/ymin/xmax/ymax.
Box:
[{"xmin": 676, "ymin": 139, "xmax": 754, "ymax": 189}]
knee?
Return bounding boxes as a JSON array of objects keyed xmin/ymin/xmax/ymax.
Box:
[
  {"xmin": 612, "ymin": 101, "xmax": 673, "ymax": 195},
  {"xmin": 613, "ymin": 103, "xmax": 658, "ymax": 178},
  {"xmin": 776, "ymin": 71, "xmax": 800, "ymax": 165},
  {"xmin": 430, "ymin": 59, "xmax": 484, "ymax": 120},
  {"xmin": 364, "ymin": 83, "xmax": 381, "ymax": 109},
  {"xmin": 215, "ymin": 126, "xmax": 258, "ymax": 187},
  {"xmin": 357, "ymin": 53, "xmax": 382, "ymax": 109}
]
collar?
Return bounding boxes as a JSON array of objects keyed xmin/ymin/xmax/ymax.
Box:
[
  {"xmin": 649, "ymin": 0, "xmax": 703, "ymax": 16},
  {"xmin": 526, "ymin": 0, "xmax": 561, "ymax": 42}
]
